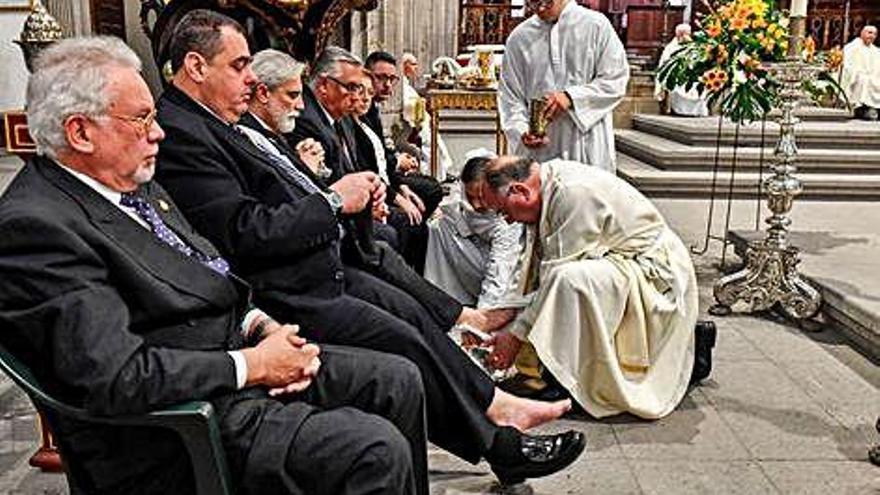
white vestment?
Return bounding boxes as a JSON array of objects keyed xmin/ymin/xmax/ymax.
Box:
[
  {"xmin": 842, "ymin": 39, "xmax": 880, "ymax": 109},
  {"xmin": 402, "ymin": 78, "xmax": 452, "ymax": 180},
  {"xmin": 509, "ymin": 160, "xmax": 697, "ymax": 419},
  {"xmin": 655, "ymin": 38, "xmax": 709, "ymax": 117},
  {"xmin": 498, "ymin": 1, "xmax": 629, "ymax": 171},
  {"xmin": 425, "ymin": 199, "xmax": 529, "ymax": 309}
]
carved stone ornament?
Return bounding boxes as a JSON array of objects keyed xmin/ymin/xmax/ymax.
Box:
[{"xmin": 14, "ymin": 0, "xmax": 64, "ymax": 72}]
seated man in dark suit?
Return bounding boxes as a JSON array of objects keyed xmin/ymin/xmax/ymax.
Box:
[
  {"xmin": 363, "ymin": 50, "xmax": 443, "ymax": 218},
  {"xmin": 154, "ymin": 10, "xmax": 585, "ymax": 485},
  {"xmin": 287, "ymin": 46, "xmax": 429, "ymax": 271},
  {"xmin": 0, "ymin": 36, "xmax": 428, "ymax": 495}
]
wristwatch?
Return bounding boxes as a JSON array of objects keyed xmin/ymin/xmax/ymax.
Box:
[{"xmin": 323, "ymin": 190, "xmax": 344, "ymax": 215}]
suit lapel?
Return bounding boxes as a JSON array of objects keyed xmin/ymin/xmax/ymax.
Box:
[{"xmin": 37, "ymin": 159, "xmax": 238, "ymax": 306}]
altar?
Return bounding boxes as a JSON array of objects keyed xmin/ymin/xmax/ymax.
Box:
[{"xmin": 425, "ymin": 88, "xmax": 507, "ymax": 178}]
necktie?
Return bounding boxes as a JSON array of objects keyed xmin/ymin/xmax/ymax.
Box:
[
  {"xmin": 120, "ymin": 191, "xmax": 230, "ymax": 276},
  {"xmin": 238, "ymin": 126, "xmax": 321, "ymax": 194},
  {"xmin": 334, "ymin": 120, "xmax": 355, "ymax": 172}
]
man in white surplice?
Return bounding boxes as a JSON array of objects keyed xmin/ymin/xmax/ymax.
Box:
[
  {"xmin": 498, "ymin": 0, "xmax": 629, "ymax": 171},
  {"xmin": 655, "ymin": 24, "xmax": 709, "ymax": 117},
  {"xmin": 479, "ymin": 156, "xmax": 699, "ymax": 419},
  {"xmin": 842, "ymin": 26, "xmax": 880, "ymax": 120},
  {"xmin": 425, "ymin": 154, "xmax": 528, "ymax": 309},
  {"xmin": 401, "ymin": 52, "xmax": 453, "ymax": 180}
]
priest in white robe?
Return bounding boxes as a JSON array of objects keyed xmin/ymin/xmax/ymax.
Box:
[
  {"xmin": 655, "ymin": 24, "xmax": 709, "ymax": 117},
  {"xmin": 498, "ymin": 0, "xmax": 629, "ymax": 172},
  {"xmin": 401, "ymin": 52, "xmax": 453, "ymax": 180},
  {"xmin": 842, "ymin": 26, "xmax": 880, "ymax": 120},
  {"xmin": 425, "ymin": 154, "xmax": 528, "ymax": 309},
  {"xmin": 480, "ymin": 156, "xmax": 699, "ymax": 419}
]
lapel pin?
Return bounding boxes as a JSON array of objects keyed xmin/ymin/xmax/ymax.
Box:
[{"xmin": 157, "ymin": 199, "xmax": 170, "ymax": 212}]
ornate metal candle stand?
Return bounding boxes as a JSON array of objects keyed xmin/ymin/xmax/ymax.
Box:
[{"xmin": 711, "ymin": 17, "xmax": 822, "ymax": 321}]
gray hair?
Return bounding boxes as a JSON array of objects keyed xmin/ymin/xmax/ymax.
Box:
[
  {"xmin": 251, "ymin": 49, "xmax": 306, "ymax": 89},
  {"xmin": 485, "ymin": 157, "xmax": 537, "ymax": 191},
  {"xmin": 26, "ymin": 36, "xmax": 142, "ymax": 160},
  {"xmin": 309, "ymin": 46, "xmax": 362, "ymax": 85}
]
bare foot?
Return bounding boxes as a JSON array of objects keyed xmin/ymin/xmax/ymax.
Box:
[
  {"xmin": 457, "ymin": 308, "xmax": 518, "ymax": 332},
  {"xmin": 486, "ymin": 389, "xmax": 571, "ymax": 431},
  {"xmin": 456, "ymin": 307, "xmax": 488, "ymax": 330}
]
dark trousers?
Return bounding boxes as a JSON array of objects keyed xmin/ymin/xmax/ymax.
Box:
[
  {"xmin": 281, "ymin": 346, "xmax": 427, "ymax": 495},
  {"xmin": 256, "ymin": 268, "xmax": 497, "ymax": 464}
]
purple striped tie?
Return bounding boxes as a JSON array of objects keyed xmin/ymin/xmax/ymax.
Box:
[{"xmin": 120, "ymin": 191, "xmax": 230, "ymax": 276}]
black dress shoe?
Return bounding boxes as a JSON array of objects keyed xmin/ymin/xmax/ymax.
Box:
[
  {"xmin": 690, "ymin": 320, "xmax": 717, "ymax": 384},
  {"xmin": 486, "ymin": 427, "xmax": 586, "ymax": 485}
]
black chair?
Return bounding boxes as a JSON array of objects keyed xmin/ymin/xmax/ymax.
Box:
[{"xmin": 0, "ymin": 342, "xmax": 234, "ymax": 495}]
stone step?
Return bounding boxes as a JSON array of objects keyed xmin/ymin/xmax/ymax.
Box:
[
  {"xmin": 627, "ymin": 79, "xmax": 656, "ymax": 98},
  {"xmin": 616, "ymin": 153, "xmax": 880, "ymax": 200},
  {"xmin": 632, "ymin": 114, "xmax": 880, "ymax": 150},
  {"xmin": 616, "ymin": 129, "xmax": 880, "ymax": 174},
  {"xmin": 614, "ymin": 97, "xmax": 661, "ymax": 129},
  {"xmin": 727, "ymin": 230, "xmax": 880, "ymax": 359}
]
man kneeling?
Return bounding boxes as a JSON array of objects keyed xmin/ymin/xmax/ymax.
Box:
[{"xmin": 477, "ymin": 156, "xmax": 713, "ymax": 419}]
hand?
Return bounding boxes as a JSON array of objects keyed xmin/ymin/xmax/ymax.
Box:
[
  {"xmin": 521, "ymin": 132, "xmax": 550, "ymax": 149},
  {"xmin": 330, "ymin": 172, "xmax": 376, "ymax": 214},
  {"xmin": 242, "ymin": 325, "xmax": 320, "ymax": 388},
  {"xmin": 371, "ymin": 177, "xmax": 387, "ymax": 206},
  {"xmin": 399, "ymin": 184, "xmax": 425, "ymax": 212},
  {"xmin": 542, "ymin": 91, "xmax": 572, "ymax": 122},
  {"xmin": 397, "ymin": 153, "xmax": 419, "ymax": 174},
  {"xmin": 295, "ymin": 138, "xmax": 325, "ymax": 174},
  {"xmin": 372, "ymin": 201, "xmax": 389, "ymax": 222},
  {"xmin": 394, "ymin": 193, "xmax": 422, "ymax": 225},
  {"xmin": 268, "ymin": 354, "xmax": 321, "ymax": 396},
  {"xmin": 482, "ymin": 308, "xmax": 518, "ymax": 332},
  {"xmin": 487, "ymin": 331, "xmax": 522, "ymax": 370}
]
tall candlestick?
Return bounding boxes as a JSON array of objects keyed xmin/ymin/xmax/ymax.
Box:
[{"xmin": 791, "ymin": 0, "xmax": 808, "ymax": 17}]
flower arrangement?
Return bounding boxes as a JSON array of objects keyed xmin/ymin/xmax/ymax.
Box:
[{"xmin": 657, "ymin": 0, "xmax": 844, "ymax": 123}]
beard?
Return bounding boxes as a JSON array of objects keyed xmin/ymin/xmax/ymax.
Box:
[
  {"xmin": 276, "ymin": 110, "xmax": 298, "ymax": 134},
  {"xmin": 132, "ymin": 160, "xmax": 156, "ymax": 185}
]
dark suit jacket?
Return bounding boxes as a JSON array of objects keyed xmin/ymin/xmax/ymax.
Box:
[
  {"xmin": 285, "ymin": 85, "xmax": 361, "ymax": 186},
  {"xmin": 0, "ymin": 157, "xmax": 305, "ymax": 494},
  {"xmin": 156, "ymin": 85, "xmax": 462, "ymax": 330},
  {"xmin": 156, "ymin": 85, "xmax": 347, "ymax": 299}
]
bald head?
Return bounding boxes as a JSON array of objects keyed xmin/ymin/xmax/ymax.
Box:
[
  {"xmin": 401, "ymin": 52, "xmax": 420, "ymax": 81},
  {"xmin": 675, "ymin": 23, "xmax": 692, "ymax": 41},
  {"xmin": 862, "ymin": 25, "xmax": 878, "ymax": 46}
]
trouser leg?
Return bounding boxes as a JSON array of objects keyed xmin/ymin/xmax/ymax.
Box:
[
  {"xmin": 285, "ymin": 407, "xmax": 415, "ymax": 495},
  {"xmin": 300, "ymin": 345, "xmax": 429, "ymax": 495},
  {"xmin": 257, "ymin": 292, "xmax": 497, "ymax": 463}
]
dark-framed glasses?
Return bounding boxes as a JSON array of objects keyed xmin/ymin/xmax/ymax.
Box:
[
  {"xmin": 108, "ymin": 108, "xmax": 158, "ymax": 136},
  {"xmin": 324, "ymin": 75, "xmax": 365, "ymax": 95},
  {"xmin": 527, "ymin": 0, "xmax": 555, "ymax": 9},
  {"xmin": 372, "ymin": 73, "xmax": 400, "ymax": 85}
]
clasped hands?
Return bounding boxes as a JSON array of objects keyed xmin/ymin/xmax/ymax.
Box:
[
  {"xmin": 329, "ymin": 171, "xmax": 387, "ymax": 220},
  {"xmin": 242, "ymin": 321, "xmax": 321, "ymax": 397},
  {"xmin": 521, "ymin": 90, "xmax": 572, "ymax": 149}
]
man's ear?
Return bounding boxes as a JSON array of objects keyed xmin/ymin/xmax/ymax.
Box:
[
  {"xmin": 253, "ymin": 82, "xmax": 270, "ymax": 104},
  {"xmin": 509, "ymin": 182, "xmax": 531, "ymax": 200},
  {"xmin": 63, "ymin": 114, "xmax": 96, "ymax": 154},
  {"xmin": 182, "ymin": 52, "xmax": 208, "ymax": 83}
]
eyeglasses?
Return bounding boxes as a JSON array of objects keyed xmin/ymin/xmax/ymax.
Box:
[
  {"xmin": 324, "ymin": 75, "xmax": 365, "ymax": 95},
  {"xmin": 372, "ymin": 73, "xmax": 399, "ymax": 85},
  {"xmin": 107, "ymin": 108, "xmax": 158, "ymax": 136}
]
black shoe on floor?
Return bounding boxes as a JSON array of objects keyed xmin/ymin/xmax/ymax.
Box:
[
  {"xmin": 486, "ymin": 427, "xmax": 586, "ymax": 485},
  {"xmin": 690, "ymin": 320, "xmax": 717, "ymax": 385}
]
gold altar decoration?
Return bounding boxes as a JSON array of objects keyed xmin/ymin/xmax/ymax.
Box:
[
  {"xmin": 426, "ymin": 88, "xmax": 506, "ymax": 178},
  {"xmin": 14, "ymin": 0, "xmax": 63, "ymax": 72}
]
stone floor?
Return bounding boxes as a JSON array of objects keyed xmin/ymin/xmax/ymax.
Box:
[{"xmin": 0, "ymin": 180, "xmax": 878, "ymax": 493}]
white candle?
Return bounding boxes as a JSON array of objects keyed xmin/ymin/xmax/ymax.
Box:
[{"xmin": 791, "ymin": 0, "xmax": 808, "ymax": 17}]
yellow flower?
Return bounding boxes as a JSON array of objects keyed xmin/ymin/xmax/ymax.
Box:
[
  {"xmin": 752, "ymin": 17, "xmax": 767, "ymax": 29},
  {"xmin": 701, "ymin": 68, "xmax": 729, "ymax": 93}
]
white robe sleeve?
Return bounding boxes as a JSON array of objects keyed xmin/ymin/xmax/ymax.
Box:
[
  {"xmin": 564, "ymin": 18, "xmax": 629, "ymax": 134},
  {"xmin": 477, "ymin": 222, "xmax": 526, "ymax": 309},
  {"xmin": 498, "ymin": 44, "xmax": 531, "ymax": 150}
]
